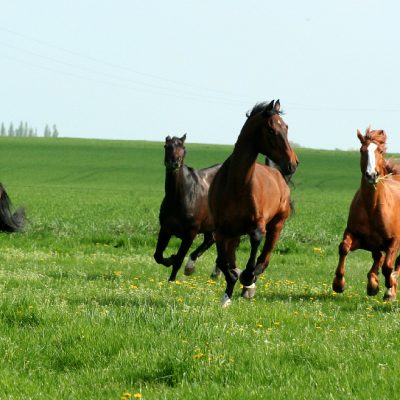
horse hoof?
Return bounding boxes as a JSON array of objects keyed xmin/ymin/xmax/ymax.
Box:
[
  {"xmin": 241, "ymin": 283, "xmax": 256, "ymax": 299},
  {"xmin": 221, "ymin": 293, "xmax": 232, "ymax": 308},
  {"xmin": 383, "ymin": 288, "xmax": 397, "ymax": 302},
  {"xmin": 332, "ymin": 277, "xmax": 345, "ymax": 293},
  {"xmin": 210, "ymin": 267, "xmax": 221, "ymax": 279},
  {"xmin": 184, "ymin": 259, "xmax": 196, "ymax": 276},
  {"xmin": 367, "ymin": 284, "xmax": 379, "ymax": 296}
]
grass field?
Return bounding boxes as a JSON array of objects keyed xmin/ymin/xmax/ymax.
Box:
[{"xmin": 0, "ymin": 137, "xmax": 400, "ymax": 399}]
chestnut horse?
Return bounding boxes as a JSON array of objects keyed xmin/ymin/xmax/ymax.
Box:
[
  {"xmin": 209, "ymin": 100, "xmax": 299, "ymax": 306},
  {"xmin": 333, "ymin": 128, "xmax": 400, "ymax": 301},
  {"xmin": 154, "ymin": 134, "xmax": 221, "ymax": 281}
]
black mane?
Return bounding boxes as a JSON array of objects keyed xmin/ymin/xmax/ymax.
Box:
[{"xmin": 246, "ymin": 101, "xmax": 283, "ymax": 119}]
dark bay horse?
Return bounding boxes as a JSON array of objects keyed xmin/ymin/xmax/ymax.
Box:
[
  {"xmin": 154, "ymin": 134, "xmax": 221, "ymax": 281},
  {"xmin": 333, "ymin": 128, "xmax": 400, "ymax": 301},
  {"xmin": 209, "ymin": 100, "xmax": 299, "ymax": 306},
  {"xmin": 0, "ymin": 183, "xmax": 25, "ymax": 232}
]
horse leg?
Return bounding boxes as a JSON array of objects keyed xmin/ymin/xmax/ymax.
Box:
[
  {"xmin": 239, "ymin": 228, "xmax": 264, "ymax": 299},
  {"xmin": 153, "ymin": 227, "xmax": 174, "ymax": 267},
  {"xmin": 332, "ymin": 230, "xmax": 359, "ymax": 293},
  {"xmin": 184, "ymin": 231, "xmax": 215, "ymax": 276},
  {"xmin": 382, "ymin": 239, "xmax": 400, "ymax": 301},
  {"xmin": 252, "ymin": 217, "xmax": 285, "ymax": 278},
  {"xmin": 367, "ymin": 251, "xmax": 384, "ymax": 296},
  {"xmin": 215, "ymin": 236, "xmax": 240, "ymax": 307},
  {"xmin": 168, "ymin": 234, "xmax": 194, "ymax": 282}
]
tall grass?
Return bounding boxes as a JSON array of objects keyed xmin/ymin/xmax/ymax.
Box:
[{"xmin": 0, "ymin": 137, "xmax": 399, "ymax": 399}]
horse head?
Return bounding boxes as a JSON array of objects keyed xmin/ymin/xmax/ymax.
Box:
[
  {"xmin": 164, "ymin": 134, "xmax": 187, "ymax": 170},
  {"xmin": 357, "ymin": 127, "xmax": 387, "ymax": 185},
  {"xmin": 248, "ymin": 100, "xmax": 299, "ymax": 176}
]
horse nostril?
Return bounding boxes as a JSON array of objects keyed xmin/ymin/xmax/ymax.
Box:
[
  {"xmin": 288, "ymin": 162, "xmax": 297, "ymax": 174},
  {"xmin": 365, "ymin": 171, "xmax": 377, "ymax": 182}
]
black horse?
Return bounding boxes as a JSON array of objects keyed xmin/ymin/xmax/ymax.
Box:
[
  {"xmin": 154, "ymin": 134, "xmax": 221, "ymax": 281},
  {"xmin": 0, "ymin": 183, "xmax": 25, "ymax": 232}
]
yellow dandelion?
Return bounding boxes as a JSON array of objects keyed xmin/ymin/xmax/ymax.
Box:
[
  {"xmin": 133, "ymin": 393, "xmax": 142, "ymax": 399},
  {"xmin": 193, "ymin": 352, "xmax": 205, "ymax": 359},
  {"xmin": 130, "ymin": 284, "xmax": 138, "ymax": 289},
  {"xmin": 313, "ymin": 247, "xmax": 324, "ymax": 255},
  {"xmin": 113, "ymin": 271, "xmax": 122, "ymax": 277}
]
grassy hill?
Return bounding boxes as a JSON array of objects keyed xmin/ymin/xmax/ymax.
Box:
[{"xmin": 0, "ymin": 137, "xmax": 399, "ymax": 399}]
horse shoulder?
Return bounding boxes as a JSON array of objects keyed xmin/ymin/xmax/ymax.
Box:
[{"xmin": 252, "ymin": 164, "xmax": 288, "ymax": 216}]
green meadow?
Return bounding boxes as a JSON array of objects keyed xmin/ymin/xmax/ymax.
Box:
[{"xmin": 0, "ymin": 137, "xmax": 399, "ymax": 399}]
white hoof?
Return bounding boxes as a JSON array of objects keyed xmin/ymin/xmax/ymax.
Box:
[
  {"xmin": 184, "ymin": 259, "xmax": 195, "ymax": 276},
  {"xmin": 221, "ymin": 293, "xmax": 232, "ymax": 308}
]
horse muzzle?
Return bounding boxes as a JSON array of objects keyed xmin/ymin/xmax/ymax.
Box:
[
  {"xmin": 365, "ymin": 171, "xmax": 378, "ymax": 185},
  {"xmin": 281, "ymin": 161, "xmax": 298, "ymax": 176}
]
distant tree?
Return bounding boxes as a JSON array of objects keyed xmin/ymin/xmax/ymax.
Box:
[
  {"xmin": 44, "ymin": 124, "xmax": 51, "ymax": 137},
  {"xmin": 16, "ymin": 121, "xmax": 24, "ymax": 137},
  {"xmin": 28, "ymin": 128, "xmax": 34, "ymax": 137},
  {"xmin": 52, "ymin": 124, "xmax": 59, "ymax": 138},
  {"xmin": 8, "ymin": 123, "xmax": 15, "ymax": 137},
  {"xmin": 0, "ymin": 123, "xmax": 6, "ymax": 136},
  {"xmin": 24, "ymin": 122, "xmax": 28, "ymax": 137}
]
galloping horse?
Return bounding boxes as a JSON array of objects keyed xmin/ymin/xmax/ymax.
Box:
[
  {"xmin": 154, "ymin": 134, "xmax": 221, "ymax": 281},
  {"xmin": 0, "ymin": 183, "xmax": 25, "ymax": 232},
  {"xmin": 333, "ymin": 128, "xmax": 400, "ymax": 301},
  {"xmin": 209, "ymin": 100, "xmax": 299, "ymax": 306}
]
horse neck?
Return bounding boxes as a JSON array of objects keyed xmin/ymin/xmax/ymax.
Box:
[
  {"xmin": 228, "ymin": 129, "xmax": 258, "ymax": 186},
  {"xmin": 360, "ymin": 179, "xmax": 386, "ymax": 210},
  {"xmin": 165, "ymin": 167, "xmax": 185, "ymax": 198}
]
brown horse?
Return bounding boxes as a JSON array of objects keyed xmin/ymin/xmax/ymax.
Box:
[
  {"xmin": 333, "ymin": 128, "xmax": 400, "ymax": 301},
  {"xmin": 154, "ymin": 134, "xmax": 221, "ymax": 281},
  {"xmin": 0, "ymin": 183, "xmax": 25, "ymax": 232},
  {"xmin": 209, "ymin": 100, "xmax": 299, "ymax": 306}
]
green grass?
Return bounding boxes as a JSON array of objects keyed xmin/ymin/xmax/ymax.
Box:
[{"xmin": 0, "ymin": 137, "xmax": 399, "ymax": 399}]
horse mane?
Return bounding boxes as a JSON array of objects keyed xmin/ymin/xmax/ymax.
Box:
[
  {"xmin": 246, "ymin": 101, "xmax": 283, "ymax": 119},
  {"xmin": 385, "ymin": 158, "xmax": 400, "ymax": 176}
]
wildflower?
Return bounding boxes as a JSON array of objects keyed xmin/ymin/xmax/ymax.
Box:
[
  {"xmin": 113, "ymin": 271, "xmax": 122, "ymax": 277},
  {"xmin": 130, "ymin": 284, "xmax": 138, "ymax": 289},
  {"xmin": 313, "ymin": 247, "xmax": 324, "ymax": 255},
  {"xmin": 134, "ymin": 393, "xmax": 142, "ymax": 399},
  {"xmin": 193, "ymin": 352, "xmax": 205, "ymax": 359}
]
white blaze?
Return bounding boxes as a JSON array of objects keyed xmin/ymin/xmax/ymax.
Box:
[{"xmin": 366, "ymin": 142, "xmax": 378, "ymax": 176}]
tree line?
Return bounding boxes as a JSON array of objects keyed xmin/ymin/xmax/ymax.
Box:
[{"xmin": 0, "ymin": 122, "xmax": 59, "ymax": 138}]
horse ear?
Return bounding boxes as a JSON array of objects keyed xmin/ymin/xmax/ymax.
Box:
[
  {"xmin": 365, "ymin": 125, "xmax": 371, "ymax": 135},
  {"xmin": 262, "ymin": 100, "xmax": 275, "ymax": 116},
  {"xmin": 357, "ymin": 129, "xmax": 364, "ymax": 143},
  {"xmin": 165, "ymin": 135, "xmax": 171, "ymax": 142},
  {"xmin": 274, "ymin": 99, "xmax": 281, "ymax": 113},
  {"xmin": 180, "ymin": 133, "xmax": 187, "ymax": 143}
]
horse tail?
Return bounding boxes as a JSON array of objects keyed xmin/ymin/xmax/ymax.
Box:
[{"xmin": 0, "ymin": 183, "xmax": 25, "ymax": 232}]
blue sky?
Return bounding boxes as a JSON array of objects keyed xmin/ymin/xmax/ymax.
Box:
[{"xmin": 1, "ymin": 1, "xmax": 399, "ymax": 151}]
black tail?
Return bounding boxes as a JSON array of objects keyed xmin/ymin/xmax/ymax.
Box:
[{"xmin": 0, "ymin": 183, "xmax": 25, "ymax": 232}]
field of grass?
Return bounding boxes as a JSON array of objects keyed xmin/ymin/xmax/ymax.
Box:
[{"xmin": 0, "ymin": 137, "xmax": 400, "ymax": 399}]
